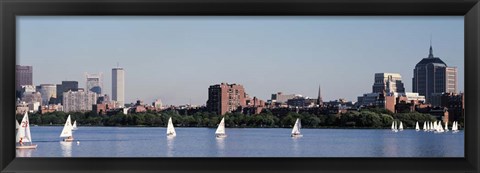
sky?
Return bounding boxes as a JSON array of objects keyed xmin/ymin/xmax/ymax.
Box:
[{"xmin": 17, "ymin": 16, "xmax": 464, "ymax": 106}]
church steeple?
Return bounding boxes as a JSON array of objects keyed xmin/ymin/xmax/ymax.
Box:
[{"xmin": 317, "ymin": 84, "xmax": 323, "ymax": 107}]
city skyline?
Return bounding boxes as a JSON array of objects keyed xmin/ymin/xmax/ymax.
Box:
[{"xmin": 17, "ymin": 16, "xmax": 464, "ymax": 105}]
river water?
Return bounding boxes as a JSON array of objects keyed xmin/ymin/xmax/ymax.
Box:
[{"xmin": 16, "ymin": 126, "xmax": 464, "ymax": 157}]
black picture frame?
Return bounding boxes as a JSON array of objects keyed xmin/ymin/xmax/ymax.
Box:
[{"xmin": 1, "ymin": 0, "xmax": 479, "ymax": 172}]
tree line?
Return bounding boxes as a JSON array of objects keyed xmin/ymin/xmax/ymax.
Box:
[{"xmin": 17, "ymin": 108, "xmax": 461, "ymax": 129}]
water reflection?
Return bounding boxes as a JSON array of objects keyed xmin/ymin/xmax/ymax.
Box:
[
  {"xmin": 166, "ymin": 137, "xmax": 175, "ymax": 157},
  {"xmin": 292, "ymin": 137, "xmax": 300, "ymax": 156},
  {"xmin": 215, "ymin": 138, "xmax": 225, "ymax": 156},
  {"xmin": 16, "ymin": 148, "xmax": 34, "ymax": 157},
  {"xmin": 60, "ymin": 141, "xmax": 72, "ymax": 157}
]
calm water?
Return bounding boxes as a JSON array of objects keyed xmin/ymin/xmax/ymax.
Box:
[{"xmin": 16, "ymin": 126, "xmax": 464, "ymax": 157}]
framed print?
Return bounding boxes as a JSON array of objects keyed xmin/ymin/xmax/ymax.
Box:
[{"xmin": 1, "ymin": 0, "xmax": 479, "ymax": 172}]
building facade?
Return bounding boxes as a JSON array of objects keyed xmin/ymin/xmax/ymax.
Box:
[
  {"xmin": 86, "ymin": 73, "xmax": 103, "ymax": 95},
  {"xmin": 412, "ymin": 45, "xmax": 457, "ymax": 102},
  {"xmin": 38, "ymin": 84, "xmax": 56, "ymax": 105},
  {"xmin": 372, "ymin": 73, "xmax": 405, "ymax": 93},
  {"xmin": 207, "ymin": 83, "xmax": 247, "ymax": 115},
  {"xmin": 16, "ymin": 65, "xmax": 33, "ymax": 92},
  {"xmin": 56, "ymin": 81, "xmax": 79, "ymax": 104},
  {"xmin": 63, "ymin": 90, "xmax": 97, "ymax": 112},
  {"xmin": 112, "ymin": 67, "xmax": 125, "ymax": 108}
]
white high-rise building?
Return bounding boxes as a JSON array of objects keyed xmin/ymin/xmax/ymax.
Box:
[
  {"xmin": 85, "ymin": 73, "xmax": 103, "ymax": 95},
  {"xmin": 38, "ymin": 84, "xmax": 56, "ymax": 105},
  {"xmin": 63, "ymin": 90, "xmax": 97, "ymax": 112},
  {"xmin": 112, "ymin": 67, "xmax": 125, "ymax": 108}
]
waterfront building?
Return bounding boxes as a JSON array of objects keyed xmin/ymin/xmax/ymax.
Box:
[
  {"xmin": 372, "ymin": 73, "xmax": 405, "ymax": 93},
  {"xmin": 63, "ymin": 90, "xmax": 97, "ymax": 112},
  {"xmin": 429, "ymin": 92, "xmax": 464, "ymax": 122},
  {"xmin": 86, "ymin": 73, "xmax": 103, "ymax": 95},
  {"xmin": 38, "ymin": 84, "xmax": 56, "ymax": 105},
  {"xmin": 16, "ymin": 65, "xmax": 33, "ymax": 94},
  {"xmin": 287, "ymin": 96, "xmax": 317, "ymax": 108},
  {"xmin": 56, "ymin": 81, "xmax": 79, "ymax": 104},
  {"xmin": 412, "ymin": 44, "xmax": 457, "ymax": 102},
  {"xmin": 207, "ymin": 83, "xmax": 247, "ymax": 115},
  {"xmin": 268, "ymin": 92, "xmax": 300, "ymax": 108},
  {"xmin": 112, "ymin": 67, "xmax": 125, "ymax": 108}
]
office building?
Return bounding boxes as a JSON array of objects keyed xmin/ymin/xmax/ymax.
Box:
[
  {"xmin": 86, "ymin": 73, "xmax": 103, "ymax": 94},
  {"xmin": 38, "ymin": 84, "xmax": 56, "ymax": 105},
  {"xmin": 412, "ymin": 45, "xmax": 457, "ymax": 102},
  {"xmin": 56, "ymin": 81, "xmax": 79, "ymax": 104},
  {"xmin": 16, "ymin": 65, "xmax": 33, "ymax": 97},
  {"xmin": 112, "ymin": 67, "xmax": 125, "ymax": 108},
  {"xmin": 372, "ymin": 73, "xmax": 405, "ymax": 93}
]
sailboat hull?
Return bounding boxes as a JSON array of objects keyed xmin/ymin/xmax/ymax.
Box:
[
  {"xmin": 16, "ymin": 144, "xmax": 37, "ymax": 149},
  {"xmin": 63, "ymin": 138, "xmax": 74, "ymax": 142},
  {"xmin": 291, "ymin": 134, "xmax": 303, "ymax": 138},
  {"xmin": 216, "ymin": 134, "xmax": 227, "ymax": 138}
]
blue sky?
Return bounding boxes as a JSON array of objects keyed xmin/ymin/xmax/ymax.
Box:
[{"xmin": 17, "ymin": 16, "xmax": 464, "ymax": 106}]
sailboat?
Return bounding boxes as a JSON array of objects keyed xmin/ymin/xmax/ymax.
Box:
[
  {"xmin": 423, "ymin": 121, "xmax": 427, "ymax": 131},
  {"xmin": 72, "ymin": 120, "xmax": 78, "ymax": 131},
  {"xmin": 16, "ymin": 112, "xmax": 38, "ymax": 149},
  {"xmin": 452, "ymin": 121, "xmax": 459, "ymax": 133},
  {"xmin": 16, "ymin": 119, "xmax": 20, "ymax": 134},
  {"xmin": 415, "ymin": 121, "xmax": 420, "ymax": 131},
  {"xmin": 215, "ymin": 117, "xmax": 227, "ymax": 138},
  {"xmin": 291, "ymin": 118, "xmax": 303, "ymax": 137},
  {"xmin": 60, "ymin": 115, "xmax": 74, "ymax": 142},
  {"xmin": 399, "ymin": 121, "xmax": 404, "ymax": 131},
  {"xmin": 391, "ymin": 121, "xmax": 398, "ymax": 132},
  {"xmin": 166, "ymin": 117, "xmax": 176, "ymax": 137},
  {"xmin": 444, "ymin": 121, "xmax": 449, "ymax": 132}
]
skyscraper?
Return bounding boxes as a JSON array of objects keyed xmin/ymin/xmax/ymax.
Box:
[
  {"xmin": 207, "ymin": 83, "xmax": 247, "ymax": 115},
  {"xmin": 56, "ymin": 81, "xmax": 79, "ymax": 104},
  {"xmin": 112, "ymin": 67, "xmax": 125, "ymax": 108},
  {"xmin": 85, "ymin": 73, "xmax": 103, "ymax": 94},
  {"xmin": 38, "ymin": 84, "xmax": 56, "ymax": 105},
  {"xmin": 16, "ymin": 65, "xmax": 33, "ymax": 95},
  {"xmin": 412, "ymin": 44, "xmax": 457, "ymax": 102}
]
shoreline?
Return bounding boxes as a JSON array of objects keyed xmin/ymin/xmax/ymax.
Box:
[{"xmin": 32, "ymin": 125, "xmax": 421, "ymax": 130}]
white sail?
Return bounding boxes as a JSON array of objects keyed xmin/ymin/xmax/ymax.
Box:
[
  {"xmin": 72, "ymin": 121, "xmax": 78, "ymax": 130},
  {"xmin": 430, "ymin": 122, "xmax": 434, "ymax": 131},
  {"xmin": 16, "ymin": 119, "xmax": 20, "ymax": 130},
  {"xmin": 60, "ymin": 115, "xmax": 73, "ymax": 138},
  {"xmin": 423, "ymin": 121, "xmax": 427, "ymax": 131},
  {"xmin": 166, "ymin": 117, "xmax": 176, "ymax": 137},
  {"xmin": 391, "ymin": 121, "xmax": 395, "ymax": 130},
  {"xmin": 438, "ymin": 121, "xmax": 444, "ymax": 132},
  {"xmin": 444, "ymin": 122, "xmax": 449, "ymax": 131},
  {"xmin": 16, "ymin": 112, "xmax": 32, "ymax": 143},
  {"xmin": 399, "ymin": 122, "xmax": 403, "ymax": 131},
  {"xmin": 291, "ymin": 118, "xmax": 301, "ymax": 135},
  {"xmin": 215, "ymin": 117, "xmax": 226, "ymax": 135},
  {"xmin": 415, "ymin": 122, "xmax": 420, "ymax": 131}
]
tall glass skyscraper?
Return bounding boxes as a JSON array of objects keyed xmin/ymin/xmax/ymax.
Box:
[{"xmin": 112, "ymin": 67, "xmax": 125, "ymax": 108}]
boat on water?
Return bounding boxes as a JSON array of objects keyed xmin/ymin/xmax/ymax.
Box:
[
  {"xmin": 452, "ymin": 121, "xmax": 459, "ymax": 133},
  {"xmin": 399, "ymin": 121, "xmax": 404, "ymax": 131},
  {"xmin": 60, "ymin": 115, "xmax": 74, "ymax": 142},
  {"xmin": 291, "ymin": 118, "xmax": 303, "ymax": 137},
  {"xmin": 16, "ymin": 112, "xmax": 38, "ymax": 149},
  {"xmin": 415, "ymin": 121, "xmax": 420, "ymax": 131},
  {"xmin": 391, "ymin": 121, "xmax": 398, "ymax": 132},
  {"xmin": 444, "ymin": 122, "xmax": 449, "ymax": 132},
  {"xmin": 166, "ymin": 117, "xmax": 176, "ymax": 137},
  {"xmin": 215, "ymin": 117, "xmax": 227, "ymax": 138},
  {"xmin": 435, "ymin": 121, "xmax": 444, "ymax": 133},
  {"xmin": 72, "ymin": 120, "xmax": 78, "ymax": 131},
  {"xmin": 423, "ymin": 121, "xmax": 427, "ymax": 131}
]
